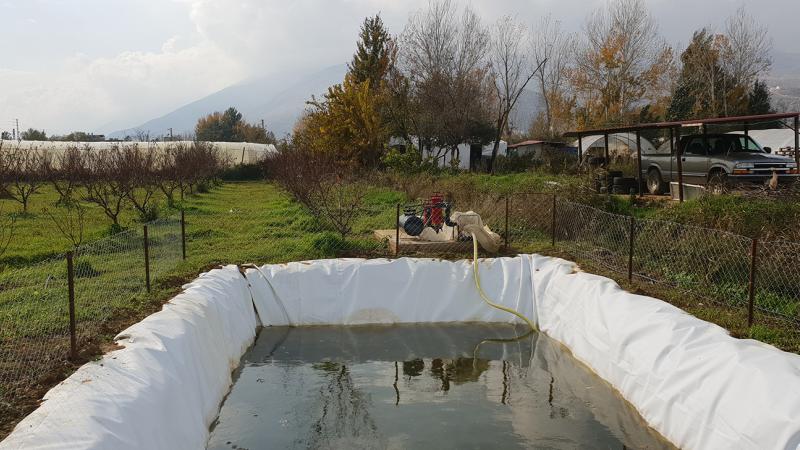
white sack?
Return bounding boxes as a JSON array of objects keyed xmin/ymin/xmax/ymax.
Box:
[
  {"xmin": 244, "ymin": 257, "xmax": 534, "ymax": 326},
  {"xmin": 0, "ymin": 266, "xmax": 257, "ymax": 450}
]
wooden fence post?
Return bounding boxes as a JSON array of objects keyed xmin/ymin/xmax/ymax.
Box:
[
  {"xmin": 143, "ymin": 225, "xmax": 151, "ymax": 293},
  {"xmin": 747, "ymin": 238, "xmax": 759, "ymax": 327},
  {"xmin": 504, "ymin": 196, "xmax": 510, "ymax": 251},
  {"xmin": 67, "ymin": 251, "xmax": 77, "ymax": 361},
  {"xmin": 551, "ymin": 194, "xmax": 557, "ymax": 247},
  {"xmin": 628, "ymin": 216, "xmax": 636, "ymax": 282},
  {"xmin": 180, "ymin": 210, "xmax": 186, "ymax": 260},
  {"xmin": 395, "ymin": 204, "xmax": 401, "ymax": 257}
]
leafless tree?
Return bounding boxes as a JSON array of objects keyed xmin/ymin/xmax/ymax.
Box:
[
  {"xmin": 720, "ymin": 6, "xmax": 772, "ymax": 115},
  {"xmin": 573, "ymin": 0, "xmax": 672, "ymax": 125},
  {"xmin": 531, "ymin": 15, "xmax": 575, "ymax": 137},
  {"xmin": 83, "ymin": 148, "xmax": 128, "ymax": 228},
  {"xmin": 398, "ymin": 0, "xmax": 493, "ymax": 159},
  {"xmin": 156, "ymin": 146, "xmax": 183, "ymax": 206},
  {"xmin": 118, "ymin": 145, "xmax": 159, "ymax": 220},
  {"xmin": 3, "ymin": 147, "xmax": 45, "ymax": 212},
  {"xmin": 42, "ymin": 203, "xmax": 85, "ymax": 248},
  {"xmin": 487, "ymin": 16, "xmax": 545, "ymax": 173},
  {"xmin": 42, "ymin": 146, "xmax": 87, "ymax": 206}
]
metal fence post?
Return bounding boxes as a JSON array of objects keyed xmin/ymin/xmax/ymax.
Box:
[
  {"xmin": 180, "ymin": 209, "xmax": 186, "ymax": 260},
  {"xmin": 67, "ymin": 251, "xmax": 77, "ymax": 361},
  {"xmin": 395, "ymin": 204, "xmax": 400, "ymax": 257},
  {"xmin": 551, "ymin": 194, "xmax": 557, "ymax": 247},
  {"xmin": 143, "ymin": 225, "xmax": 151, "ymax": 293},
  {"xmin": 628, "ymin": 216, "xmax": 636, "ymax": 282},
  {"xmin": 747, "ymin": 238, "xmax": 759, "ymax": 327},
  {"xmin": 504, "ymin": 196, "xmax": 509, "ymax": 251}
]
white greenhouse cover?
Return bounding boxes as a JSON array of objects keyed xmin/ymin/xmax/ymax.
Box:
[
  {"xmin": 2, "ymin": 256, "xmax": 800, "ymax": 450},
  {"xmin": 0, "ymin": 140, "xmax": 276, "ymax": 165}
]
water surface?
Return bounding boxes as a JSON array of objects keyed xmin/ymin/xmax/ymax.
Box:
[{"xmin": 207, "ymin": 324, "xmax": 674, "ymax": 449}]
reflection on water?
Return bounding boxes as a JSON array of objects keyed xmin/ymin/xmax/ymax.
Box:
[{"xmin": 207, "ymin": 324, "xmax": 675, "ymax": 450}]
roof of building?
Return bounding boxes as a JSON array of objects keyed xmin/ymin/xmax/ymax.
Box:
[
  {"xmin": 507, "ymin": 140, "xmax": 566, "ymax": 149},
  {"xmin": 563, "ymin": 112, "xmax": 800, "ymax": 137}
]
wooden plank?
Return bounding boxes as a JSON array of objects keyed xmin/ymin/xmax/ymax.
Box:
[{"xmin": 373, "ymin": 229, "xmax": 473, "ymax": 254}]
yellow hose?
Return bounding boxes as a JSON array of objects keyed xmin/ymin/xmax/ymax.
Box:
[{"xmin": 470, "ymin": 232, "xmax": 536, "ymax": 331}]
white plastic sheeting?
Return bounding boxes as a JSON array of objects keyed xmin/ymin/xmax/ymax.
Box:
[
  {"xmin": 244, "ymin": 257, "xmax": 533, "ymax": 326},
  {"xmin": 246, "ymin": 256, "xmax": 800, "ymax": 450},
  {"xmin": 528, "ymin": 254, "xmax": 800, "ymax": 450},
  {"xmin": 0, "ymin": 140, "xmax": 276, "ymax": 166},
  {"xmin": 3, "ymin": 256, "xmax": 800, "ymax": 450},
  {"xmin": 0, "ymin": 266, "xmax": 257, "ymax": 450}
]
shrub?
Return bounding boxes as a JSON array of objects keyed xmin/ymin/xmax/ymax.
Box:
[
  {"xmin": 380, "ymin": 147, "xmax": 440, "ymax": 175},
  {"xmin": 311, "ymin": 232, "xmax": 346, "ymax": 256}
]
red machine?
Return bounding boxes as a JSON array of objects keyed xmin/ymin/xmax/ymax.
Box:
[
  {"xmin": 422, "ymin": 193, "xmax": 446, "ymax": 232},
  {"xmin": 400, "ymin": 193, "xmax": 455, "ymax": 236}
]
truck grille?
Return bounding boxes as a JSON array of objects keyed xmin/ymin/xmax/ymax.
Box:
[{"xmin": 754, "ymin": 163, "xmax": 787, "ymax": 169}]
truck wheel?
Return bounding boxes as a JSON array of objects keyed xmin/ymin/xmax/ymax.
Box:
[
  {"xmin": 646, "ymin": 169, "xmax": 663, "ymax": 195},
  {"xmin": 707, "ymin": 172, "xmax": 729, "ymax": 195}
]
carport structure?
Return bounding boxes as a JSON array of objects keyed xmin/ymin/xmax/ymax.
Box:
[{"xmin": 563, "ymin": 112, "xmax": 800, "ymax": 202}]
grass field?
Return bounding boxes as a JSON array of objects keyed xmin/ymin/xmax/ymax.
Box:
[{"xmin": 2, "ymin": 174, "xmax": 799, "ymax": 437}]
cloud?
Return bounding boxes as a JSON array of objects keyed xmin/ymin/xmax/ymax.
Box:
[{"xmin": 0, "ymin": 0, "xmax": 796, "ymax": 134}]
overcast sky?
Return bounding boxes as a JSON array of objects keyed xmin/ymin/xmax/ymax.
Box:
[{"xmin": 0, "ymin": 0, "xmax": 797, "ymax": 135}]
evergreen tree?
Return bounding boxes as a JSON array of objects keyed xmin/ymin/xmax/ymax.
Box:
[
  {"xmin": 666, "ymin": 80, "xmax": 695, "ymax": 121},
  {"xmin": 347, "ymin": 15, "xmax": 392, "ymax": 88},
  {"xmin": 747, "ymin": 79, "xmax": 772, "ymax": 115}
]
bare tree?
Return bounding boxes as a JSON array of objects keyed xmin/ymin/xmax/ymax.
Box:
[
  {"xmin": 42, "ymin": 203, "xmax": 85, "ymax": 248},
  {"xmin": 531, "ymin": 15, "xmax": 575, "ymax": 137},
  {"xmin": 487, "ymin": 17, "xmax": 545, "ymax": 173},
  {"xmin": 399, "ymin": 0, "xmax": 493, "ymax": 160},
  {"xmin": 572, "ymin": 0, "xmax": 672, "ymax": 126},
  {"xmin": 83, "ymin": 148, "xmax": 128, "ymax": 228},
  {"xmin": 119, "ymin": 145, "xmax": 159, "ymax": 220},
  {"xmin": 42, "ymin": 146, "xmax": 86, "ymax": 206},
  {"xmin": 3, "ymin": 147, "xmax": 45, "ymax": 212},
  {"xmin": 720, "ymin": 6, "xmax": 772, "ymax": 115}
]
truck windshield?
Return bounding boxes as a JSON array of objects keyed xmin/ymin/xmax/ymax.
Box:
[{"xmin": 707, "ymin": 135, "xmax": 764, "ymax": 155}]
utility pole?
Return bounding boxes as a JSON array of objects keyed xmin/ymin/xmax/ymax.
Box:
[
  {"xmin": 168, "ymin": 127, "xmax": 173, "ymax": 141},
  {"xmin": 15, "ymin": 119, "xmax": 20, "ymax": 142}
]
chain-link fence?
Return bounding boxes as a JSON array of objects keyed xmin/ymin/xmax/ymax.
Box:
[
  {"xmin": 384, "ymin": 192, "xmax": 799, "ymax": 334},
  {"xmin": 0, "ymin": 214, "xmax": 182, "ymax": 421}
]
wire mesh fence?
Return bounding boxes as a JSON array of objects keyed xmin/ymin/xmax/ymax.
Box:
[
  {"xmin": 2, "ymin": 190, "xmax": 800, "ymax": 424},
  {"xmin": 0, "ymin": 213, "xmax": 182, "ymax": 419}
]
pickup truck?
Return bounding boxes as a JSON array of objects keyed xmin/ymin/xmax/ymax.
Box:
[{"xmin": 641, "ymin": 133, "xmax": 799, "ymax": 194}]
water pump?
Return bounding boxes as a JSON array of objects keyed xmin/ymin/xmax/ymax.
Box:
[{"xmin": 398, "ymin": 193, "xmax": 457, "ymax": 237}]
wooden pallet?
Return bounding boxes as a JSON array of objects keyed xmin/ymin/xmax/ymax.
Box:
[{"xmin": 373, "ymin": 229, "xmax": 473, "ymax": 254}]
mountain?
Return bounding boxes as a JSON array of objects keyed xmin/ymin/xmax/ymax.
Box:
[
  {"xmin": 109, "ymin": 64, "xmax": 348, "ymax": 139},
  {"xmin": 110, "ymin": 63, "xmax": 544, "ymax": 141}
]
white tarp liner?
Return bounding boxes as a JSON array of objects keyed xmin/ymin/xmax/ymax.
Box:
[
  {"xmin": 246, "ymin": 256, "xmax": 800, "ymax": 450},
  {"xmin": 3, "ymin": 255, "xmax": 800, "ymax": 450},
  {"xmin": 0, "ymin": 266, "xmax": 257, "ymax": 450},
  {"xmin": 245, "ymin": 257, "xmax": 533, "ymax": 326}
]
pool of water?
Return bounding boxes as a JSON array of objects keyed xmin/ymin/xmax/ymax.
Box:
[{"xmin": 207, "ymin": 324, "xmax": 674, "ymax": 449}]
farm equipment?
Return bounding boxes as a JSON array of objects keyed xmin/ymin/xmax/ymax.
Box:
[
  {"xmin": 396, "ymin": 193, "xmax": 502, "ymax": 253},
  {"xmin": 398, "ymin": 193, "xmax": 457, "ymax": 237}
]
